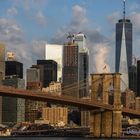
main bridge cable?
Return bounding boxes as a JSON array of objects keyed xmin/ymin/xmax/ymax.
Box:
[
  {"xmin": 62, "ymin": 76, "xmax": 114, "ymax": 96},
  {"xmin": 62, "ymin": 75, "xmax": 106, "ymax": 90},
  {"xmin": 62, "ymin": 76, "xmax": 103, "ymax": 93}
]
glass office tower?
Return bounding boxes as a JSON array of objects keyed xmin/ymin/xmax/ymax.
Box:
[
  {"xmin": 115, "ymin": 19, "xmax": 132, "ymax": 73},
  {"xmin": 115, "ymin": 0, "xmax": 132, "ymax": 91},
  {"xmin": 115, "ymin": 19, "xmax": 132, "ymax": 91}
]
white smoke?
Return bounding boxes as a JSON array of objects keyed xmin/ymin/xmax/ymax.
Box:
[{"xmin": 94, "ymin": 43, "xmax": 110, "ymax": 73}]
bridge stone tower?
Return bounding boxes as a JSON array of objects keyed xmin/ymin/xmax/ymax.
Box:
[{"xmin": 90, "ymin": 73, "xmax": 122, "ymax": 137}]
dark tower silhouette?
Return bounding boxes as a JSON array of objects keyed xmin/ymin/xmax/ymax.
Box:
[
  {"xmin": 37, "ymin": 60, "xmax": 57, "ymax": 87},
  {"xmin": 5, "ymin": 61, "xmax": 23, "ymax": 78},
  {"xmin": 137, "ymin": 60, "xmax": 140, "ymax": 96}
]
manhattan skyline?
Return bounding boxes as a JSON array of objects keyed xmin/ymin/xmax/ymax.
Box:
[{"xmin": 0, "ymin": 0, "xmax": 140, "ymax": 74}]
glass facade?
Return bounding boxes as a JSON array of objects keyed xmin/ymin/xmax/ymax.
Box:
[
  {"xmin": 115, "ymin": 19, "xmax": 132, "ymax": 72},
  {"xmin": 115, "ymin": 19, "xmax": 132, "ymax": 90},
  {"xmin": 129, "ymin": 65, "xmax": 137, "ymax": 93},
  {"xmin": 75, "ymin": 34, "xmax": 89, "ymax": 98},
  {"xmin": 5, "ymin": 61, "xmax": 23, "ymax": 78},
  {"xmin": 37, "ymin": 60, "xmax": 57, "ymax": 87},
  {"xmin": 137, "ymin": 60, "xmax": 140, "ymax": 97},
  {"xmin": 2, "ymin": 78, "xmax": 25, "ymax": 124}
]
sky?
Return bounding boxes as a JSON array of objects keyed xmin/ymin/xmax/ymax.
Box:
[{"xmin": 1, "ymin": 0, "xmax": 140, "ymax": 75}]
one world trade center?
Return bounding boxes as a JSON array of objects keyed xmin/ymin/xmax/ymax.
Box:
[{"xmin": 115, "ymin": 0, "xmax": 132, "ymax": 90}]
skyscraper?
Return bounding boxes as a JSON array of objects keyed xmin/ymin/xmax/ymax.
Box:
[
  {"xmin": 26, "ymin": 65, "xmax": 45, "ymax": 122},
  {"xmin": 3, "ymin": 57, "xmax": 25, "ymax": 123},
  {"xmin": 2, "ymin": 78, "xmax": 25, "ymax": 123},
  {"xmin": 45, "ymin": 44, "xmax": 63, "ymax": 82},
  {"xmin": 137, "ymin": 60, "xmax": 140, "ymax": 97},
  {"xmin": 129, "ymin": 65, "xmax": 137, "ymax": 93},
  {"xmin": 5, "ymin": 61, "xmax": 23, "ymax": 78},
  {"xmin": 37, "ymin": 60, "xmax": 57, "ymax": 87},
  {"xmin": 75, "ymin": 33, "xmax": 89, "ymax": 97},
  {"xmin": 62, "ymin": 39, "xmax": 79, "ymax": 97},
  {"xmin": 115, "ymin": 0, "xmax": 132, "ymax": 90}
]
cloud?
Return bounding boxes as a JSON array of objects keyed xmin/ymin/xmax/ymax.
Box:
[
  {"xmin": 0, "ymin": 18, "xmax": 47, "ymax": 77},
  {"xmin": 94, "ymin": 44, "xmax": 110, "ymax": 73},
  {"xmin": 7, "ymin": 7, "xmax": 18, "ymax": 16},
  {"xmin": 51, "ymin": 5, "xmax": 111, "ymax": 73},
  {"xmin": 72, "ymin": 5, "xmax": 88, "ymax": 26},
  {"xmin": 36, "ymin": 11, "xmax": 47, "ymax": 25},
  {"xmin": 12, "ymin": 0, "xmax": 48, "ymax": 12},
  {"xmin": 31, "ymin": 40, "xmax": 46, "ymax": 60},
  {"xmin": 0, "ymin": 18, "xmax": 23, "ymax": 45},
  {"xmin": 107, "ymin": 12, "xmax": 121, "ymax": 25},
  {"xmin": 129, "ymin": 3, "xmax": 140, "ymax": 11},
  {"xmin": 130, "ymin": 12, "xmax": 140, "ymax": 34}
]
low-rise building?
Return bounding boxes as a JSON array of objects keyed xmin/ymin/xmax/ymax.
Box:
[
  {"xmin": 42, "ymin": 82, "xmax": 61, "ymax": 96},
  {"xmin": 121, "ymin": 89, "xmax": 135, "ymax": 109},
  {"xmin": 42, "ymin": 107, "xmax": 68, "ymax": 126}
]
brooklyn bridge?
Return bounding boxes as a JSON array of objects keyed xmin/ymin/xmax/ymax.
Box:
[{"xmin": 0, "ymin": 73, "xmax": 139, "ymax": 137}]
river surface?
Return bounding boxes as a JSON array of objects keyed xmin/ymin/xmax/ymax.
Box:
[
  {"xmin": 0, "ymin": 137, "xmax": 94, "ymax": 140},
  {"xmin": 0, "ymin": 137, "xmax": 128, "ymax": 140}
]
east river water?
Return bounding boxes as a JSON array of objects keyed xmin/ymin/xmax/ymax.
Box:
[
  {"xmin": 0, "ymin": 137, "xmax": 129, "ymax": 140},
  {"xmin": 0, "ymin": 137, "xmax": 95, "ymax": 140}
]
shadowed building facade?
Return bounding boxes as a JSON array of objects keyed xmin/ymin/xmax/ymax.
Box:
[
  {"xmin": 37, "ymin": 60, "xmax": 57, "ymax": 88},
  {"xmin": 2, "ymin": 78, "xmax": 25, "ymax": 124},
  {"xmin": 5, "ymin": 61, "xmax": 23, "ymax": 79},
  {"xmin": 137, "ymin": 60, "xmax": 140, "ymax": 97},
  {"xmin": 129, "ymin": 65, "xmax": 137, "ymax": 93},
  {"xmin": 3, "ymin": 59, "xmax": 25, "ymax": 124}
]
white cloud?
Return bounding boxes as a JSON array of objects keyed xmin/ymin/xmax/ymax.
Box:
[
  {"xmin": 130, "ymin": 12, "xmax": 140, "ymax": 33},
  {"xmin": 7, "ymin": 7, "xmax": 18, "ymax": 16},
  {"xmin": 129, "ymin": 3, "xmax": 140, "ymax": 11},
  {"xmin": 94, "ymin": 44, "xmax": 110, "ymax": 73},
  {"xmin": 107, "ymin": 12, "xmax": 121, "ymax": 25},
  {"xmin": 71, "ymin": 5, "xmax": 88, "ymax": 28},
  {"xmin": 0, "ymin": 18, "xmax": 47, "ymax": 77},
  {"xmin": 31, "ymin": 40, "xmax": 46, "ymax": 60},
  {"xmin": 12, "ymin": 0, "xmax": 48, "ymax": 12},
  {"xmin": 0, "ymin": 18, "xmax": 23, "ymax": 44},
  {"xmin": 72, "ymin": 5, "xmax": 87, "ymax": 22},
  {"xmin": 51, "ymin": 5, "xmax": 111, "ymax": 73},
  {"xmin": 36, "ymin": 11, "xmax": 47, "ymax": 25}
]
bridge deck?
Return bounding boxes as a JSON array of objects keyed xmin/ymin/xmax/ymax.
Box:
[{"xmin": 0, "ymin": 86, "xmax": 139, "ymax": 117}]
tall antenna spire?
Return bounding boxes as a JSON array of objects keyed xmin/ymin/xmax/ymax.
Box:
[{"xmin": 123, "ymin": 0, "xmax": 126, "ymax": 20}]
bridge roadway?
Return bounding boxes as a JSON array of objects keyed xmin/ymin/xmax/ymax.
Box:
[{"xmin": 0, "ymin": 86, "xmax": 139, "ymax": 118}]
